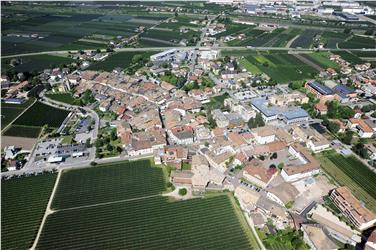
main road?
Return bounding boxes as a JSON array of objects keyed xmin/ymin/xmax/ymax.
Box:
[{"xmin": 2, "ymin": 46, "xmax": 375, "ymax": 59}]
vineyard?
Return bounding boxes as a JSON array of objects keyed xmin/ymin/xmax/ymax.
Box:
[
  {"xmin": 1, "ymin": 173, "xmax": 57, "ymax": 250},
  {"xmin": 13, "ymin": 101, "xmax": 70, "ymax": 128},
  {"xmin": 39, "ymin": 194, "xmax": 256, "ymax": 249},
  {"xmin": 3, "ymin": 125, "xmax": 41, "ymax": 138},
  {"xmin": 35, "ymin": 160, "xmax": 259, "ymax": 249},
  {"xmin": 1, "ymin": 98, "xmax": 35, "ymax": 129},
  {"xmin": 52, "ymin": 160, "xmax": 166, "ymax": 210},
  {"xmin": 317, "ymin": 152, "xmax": 376, "ymax": 212}
]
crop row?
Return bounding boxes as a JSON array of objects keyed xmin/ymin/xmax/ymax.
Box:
[
  {"xmin": 1, "ymin": 173, "xmax": 57, "ymax": 250},
  {"xmin": 326, "ymin": 154, "xmax": 376, "ymax": 198},
  {"xmin": 3, "ymin": 125, "xmax": 41, "ymax": 138},
  {"xmin": 14, "ymin": 101, "xmax": 70, "ymax": 128},
  {"xmin": 38, "ymin": 195, "xmax": 254, "ymax": 250},
  {"xmin": 318, "ymin": 153, "xmax": 376, "ymax": 211},
  {"xmin": 51, "ymin": 160, "xmax": 166, "ymax": 210}
]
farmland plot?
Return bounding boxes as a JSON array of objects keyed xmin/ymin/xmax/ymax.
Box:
[
  {"xmin": 333, "ymin": 51, "xmax": 364, "ymax": 65},
  {"xmin": 13, "ymin": 101, "xmax": 70, "ymax": 128},
  {"xmin": 3, "ymin": 125, "xmax": 41, "ymax": 138},
  {"xmin": 1, "ymin": 98, "xmax": 35, "ymax": 129},
  {"xmin": 317, "ymin": 152, "xmax": 376, "ymax": 212},
  {"xmin": 1, "ymin": 173, "xmax": 57, "ymax": 250},
  {"xmin": 290, "ymin": 29, "xmax": 320, "ymax": 48},
  {"xmin": 243, "ymin": 52, "xmax": 318, "ymax": 83},
  {"xmin": 339, "ymin": 35, "xmax": 376, "ymax": 49},
  {"xmin": 51, "ymin": 160, "xmax": 166, "ymax": 209},
  {"xmin": 36, "ymin": 160, "xmax": 259, "ymax": 249}
]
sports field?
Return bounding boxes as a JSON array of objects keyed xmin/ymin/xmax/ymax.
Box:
[
  {"xmin": 37, "ymin": 160, "xmax": 259, "ymax": 249},
  {"xmin": 1, "ymin": 173, "xmax": 57, "ymax": 250},
  {"xmin": 317, "ymin": 151, "xmax": 376, "ymax": 212}
]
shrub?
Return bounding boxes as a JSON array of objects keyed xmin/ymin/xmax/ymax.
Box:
[{"xmin": 179, "ymin": 188, "xmax": 187, "ymax": 196}]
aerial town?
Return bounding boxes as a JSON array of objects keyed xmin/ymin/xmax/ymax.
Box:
[{"xmin": 1, "ymin": 1, "xmax": 376, "ymax": 249}]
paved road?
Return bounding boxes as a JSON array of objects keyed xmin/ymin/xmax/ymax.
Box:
[{"xmin": 3, "ymin": 46, "xmax": 375, "ymax": 59}]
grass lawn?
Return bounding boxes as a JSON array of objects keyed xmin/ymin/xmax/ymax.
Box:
[
  {"xmin": 1, "ymin": 173, "xmax": 57, "ymax": 250},
  {"xmin": 317, "ymin": 151, "xmax": 376, "ymax": 212}
]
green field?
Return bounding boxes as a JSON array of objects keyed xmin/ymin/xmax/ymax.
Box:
[
  {"xmin": 302, "ymin": 52, "xmax": 340, "ymax": 70},
  {"xmin": 338, "ymin": 35, "xmax": 376, "ymax": 49},
  {"xmin": 1, "ymin": 4, "xmax": 168, "ymax": 56},
  {"xmin": 1, "ymin": 98, "xmax": 35, "ymax": 130},
  {"xmin": 1, "ymin": 173, "xmax": 57, "ymax": 250},
  {"xmin": 1, "ymin": 55, "xmax": 74, "ymax": 74},
  {"xmin": 46, "ymin": 92, "xmax": 80, "ymax": 105},
  {"xmin": 13, "ymin": 101, "xmax": 70, "ymax": 128},
  {"xmin": 51, "ymin": 160, "xmax": 166, "ymax": 210},
  {"xmin": 291, "ymin": 29, "xmax": 320, "ymax": 48},
  {"xmin": 242, "ymin": 52, "xmax": 318, "ymax": 83},
  {"xmin": 37, "ymin": 160, "xmax": 259, "ymax": 249},
  {"xmin": 88, "ymin": 51, "xmax": 156, "ymax": 72},
  {"xmin": 317, "ymin": 151, "xmax": 376, "ymax": 212},
  {"xmin": 2, "ymin": 125, "xmax": 42, "ymax": 138},
  {"xmin": 333, "ymin": 51, "xmax": 364, "ymax": 65}
]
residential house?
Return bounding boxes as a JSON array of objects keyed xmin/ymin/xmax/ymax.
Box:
[
  {"xmin": 243, "ymin": 160, "xmax": 278, "ymax": 188},
  {"xmin": 330, "ymin": 186, "xmax": 376, "ymax": 231},
  {"xmin": 168, "ymin": 125, "xmax": 194, "ymax": 145},
  {"xmin": 301, "ymin": 224, "xmax": 338, "ymax": 250}
]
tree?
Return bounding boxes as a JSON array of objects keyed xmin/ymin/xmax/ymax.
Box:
[
  {"xmin": 95, "ymin": 138, "xmax": 103, "ymax": 148},
  {"xmin": 352, "ymin": 142, "xmax": 369, "ymax": 159},
  {"xmin": 248, "ymin": 113, "xmax": 265, "ymax": 129},
  {"xmin": 106, "ymin": 144, "xmax": 114, "ymax": 152},
  {"xmin": 340, "ymin": 130, "xmax": 353, "ymax": 145},
  {"xmin": 344, "ymin": 28, "xmax": 351, "ymax": 34},
  {"xmin": 132, "ymin": 54, "xmax": 143, "ymax": 64},
  {"xmin": 270, "ymin": 152, "xmax": 278, "ymax": 159},
  {"xmin": 179, "ymin": 188, "xmax": 187, "ymax": 196}
]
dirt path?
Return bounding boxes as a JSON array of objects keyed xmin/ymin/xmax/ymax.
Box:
[
  {"xmin": 1, "ymin": 98, "xmax": 36, "ymax": 133},
  {"xmin": 30, "ymin": 170, "xmax": 62, "ymax": 250},
  {"xmin": 57, "ymin": 194, "xmax": 162, "ymax": 212},
  {"xmin": 286, "ymin": 35, "xmax": 299, "ymax": 48}
]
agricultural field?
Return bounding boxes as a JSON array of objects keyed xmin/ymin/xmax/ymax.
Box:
[
  {"xmin": 2, "ymin": 125, "xmax": 42, "ymax": 138},
  {"xmin": 13, "ymin": 101, "xmax": 70, "ymax": 128},
  {"xmin": 1, "ymin": 98, "xmax": 35, "ymax": 130},
  {"xmin": 88, "ymin": 51, "xmax": 156, "ymax": 72},
  {"xmin": 242, "ymin": 51, "xmax": 318, "ymax": 83},
  {"xmin": 290, "ymin": 29, "xmax": 320, "ymax": 48},
  {"xmin": 321, "ymin": 31, "xmax": 349, "ymax": 49},
  {"xmin": 51, "ymin": 160, "xmax": 166, "ymax": 209},
  {"xmin": 332, "ymin": 51, "xmax": 364, "ymax": 65},
  {"xmin": 1, "ymin": 55, "xmax": 74, "ymax": 74},
  {"xmin": 317, "ymin": 151, "xmax": 376, "ymax": 212},
  {"xmin": 338, "ymin": 35, "xmax": 376, "ymax": 49},
  {"xmin": 301, "ymin": 52, "xmax": 340, "ymax": 70},
  {"xmin": 140, "ymin": 15, "xmax": 201, "ymax": 47},
  {"xmin": 1, "ymin": 4, "xmax": 168, "ymax": 55},
  {"xmin": 1, "ymin": 173, "xmax": 57, "ymax": 250},
  {"xmin": 36, "ymin": 160, "xmax": 259, "ymax": 249}
]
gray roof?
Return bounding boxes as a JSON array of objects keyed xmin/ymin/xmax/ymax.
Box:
[{"xmin": 251, "ymin": 97, "xmax": 309, "ymax": 120}]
